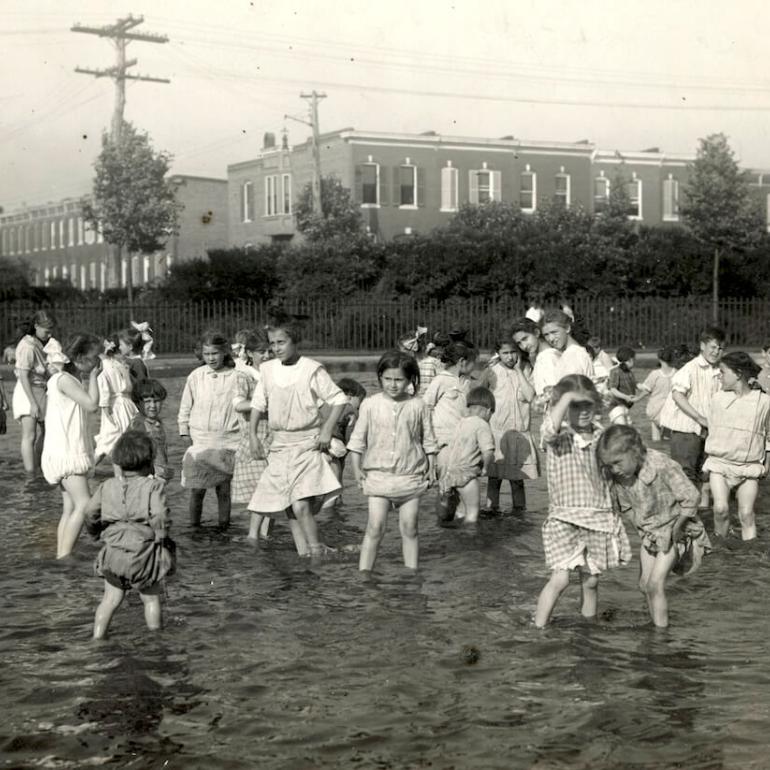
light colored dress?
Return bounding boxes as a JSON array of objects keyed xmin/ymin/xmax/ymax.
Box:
[
  {"xmin": 347, "ymin": 392, "xmax": 438, "ymax": 503},
  {"xmin": 41, "ymin": 371, "xmax": 94, "ymax": 485},
  {"xmin": 481, "ymin": 363, "xmax": 539, "ymax": 480},
  {"xmin": 438, "ymin": 415, "xmax": 494, "ymax": 494},
  {"xmin": 129, "ymin": 413, "xmax": 172, "ymax": 481},
  {"xmin": 12, "ymin": 334, "xmax": 48, "ymax": 420},
  {"xmin": 231, "ymin": 368, "xmax": 270, "ymax": 505},
  {"xmin": 530, "ymin": 347, "xmax": 561, "ymax": 410},
  {"xmin": 178, "ymin": 365, "xmax": 241, "ymax": 489},
  {"xmin": 248, "ymin": 356, "xmax": 346, "ymax": 513},
  {"xmin": 660, "ymin": 354, "xmax": 721, "ymax": 435},
  {"xmin": 640, "ymin": 368, "xmax": 674, "ymax": 423},
  {"xmin": 94, "ymin": 356, "xmax": 139, "ymax": 457},
  {"xmin": 417, "ymin": 356, "xmax": 440, "ymax": 396},
  {"xmin": 555, "ymin": 343, "xmax": 595, "ymax": 380}
]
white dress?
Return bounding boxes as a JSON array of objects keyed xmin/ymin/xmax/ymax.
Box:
[
  {"xmin": 42, "ymin": 371, "xmax": 94, "ymax": 485},
  {"xmin": 94, "ymin": 357, "xmax": 139, "ymax": 457}
]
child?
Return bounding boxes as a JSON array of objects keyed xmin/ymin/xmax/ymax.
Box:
[
  {"xmin": 479, "ymin": 336, "xmax": 539, "ymax": 514},
  {"xmin": 757, "ymin": 340, "xmax": 770, "ymax": 394},
  {"xmin": 232, "ymin": 328, "xmax": 268, "ymax": 380},
  {"xmin": 130, "ymin": 378, "xmax": 172, "ymax": 481},
  {"xmin": 85, "ymin": 431, "xmax": 175, "ymax": 639},
  {"xmin": 703, "ymin": 352, "xmax": 770, "ymax": 541},
  {"xmin": 639, "ymin": 347, "xmax": 677, "ymax": 441},
  {"xmin": 347, "ymin": 351, "xmax": 437, "ymax": 570},
  {"xmin": 178, "ymin": 330, "xmax": 240, "ymax": 529},
  {"xmin": 126, "ymin": 321, "xmax": 154, "ymax": 383},
  {"xmin": 94, "ymin": 331, "xmax": 140, "ymax": 466},
  {"xmin": 586, "ymin": 336, "xmax": 614, "ymax": 386},
  {"xmin": 247, "ymin": 319, "xmax": 347, "ymax": 556},
  {"xmin": 534, "ymin": 375, "xmax": 631, "ymax": 628},
  {"xmin": 41, "ymin": 334, "xmax": 101, "ymax": 558},
  {"xmin": 606, "ymin": 346, "xmax": 643, "ymax": 425},
  {"xmin": 597, "ymin": 425, "xmax": 710, "ymax": 628},
  {"xmin": 398, "ymin": 326, "xmax": 437, "ymax": 395},
  {"xmin": 437, "ymin": 386, "xmax": 495, "ymax": 528}
]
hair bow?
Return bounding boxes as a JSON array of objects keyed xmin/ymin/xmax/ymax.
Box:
[
  {"xmin": 402, "ymin": 325, "xmax": 428, "ymax": 353},
  {"xmin": 131, "ymin": 321, "xmax": 156, "ymax": 361},
  {"xmin": 231, "ymin": 342, "xmax": 245, "ymax": 358},
  {"xmin": 103, "ymin": 339, "xmax": 116, "ymax": 354},
  {"xmin": 43, "ymin": 338, "xmax": 69, "ymax": 365}
]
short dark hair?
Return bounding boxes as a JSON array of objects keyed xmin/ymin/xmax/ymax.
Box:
[
  {"xmin": 597, "ymin": 424, "xmax": 647, "ymax": 478},
  {"xmin": 466, "ymin": 386, "xmax": 496, "ymax": 411},
  {"xmin": 550, "ymin": 374, "xmax": 603, "ymax": 408},
  {"xmin": 720, "ymin": 351, "xmax": 761, "ymax": 383},
  {"xmin": 376, "ymin": 350, "xmax": 420, "ymax": 392},
  {"xmin": 233, "ymin": 328, "xmax": 268, "ymax": 353},
  {"xmin": 657, "ymin": 346, "xmax": 677, "ymax": 365},
  {"xmin": 615, "ymin": 346, "xmax": 636, "ymax": 363},
  {"xmin": 542, "ymin": 309, "xmax": 572, "ymax": 329},
  {"xmin": 266, "ymin": 322, "xmax": 303, "ymax": 344},
  {"xmin": 699, "ymin": 326, "xmax": 725, "ymax": 345},
  {"xmin": 112, "ymin": 430, "xmax": 155, "ymax": 473},
  {"xmin": 336, "ymin": 377, "xmax": 366, "ymax": 400},
  {"xmin": 441, "ymin": 340, "xmax": 478, "ymax": 366},
  {"xmin": 17, "ymin": 309, "xmax": 56, "ymax": 342},
  {"xmin": 62, "ymin": 333, "xmax": 101, "ymax": 375},
  {"xmin": 134, "ymin": 378, "xmax": 168, "ymax": 402}
]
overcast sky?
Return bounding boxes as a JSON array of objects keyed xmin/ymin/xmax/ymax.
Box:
[{"xmin": 3, "ymin": 0, "xmax": 770, "ymax": 211}]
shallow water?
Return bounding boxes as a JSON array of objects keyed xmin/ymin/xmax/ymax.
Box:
[{"xmin": 3, "ymin": 367, "xmax": 770, "ymax": 768}]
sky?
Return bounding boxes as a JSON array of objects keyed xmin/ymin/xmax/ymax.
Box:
[{"xmin": 3, "ymin": 0, "xmax": 770, "ymax": 212}]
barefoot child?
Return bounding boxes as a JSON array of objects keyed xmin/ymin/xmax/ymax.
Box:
[
  {"xmin": 597, "ymin": 425, "xmax": 710, "ymax": 628},
  {"xmin": 703, "ymin": 352, "xmax": 770, "ymax": 541},
  {"xmin": 398, "ymin": 326, "xmax": 436, "ymax": 395},
  {"xmin": 85, "ymin": 431, "xmax": 175, "ymax": 639},
  {"xmin": 41, "ymin": 335, "xmax": 102, "ymax": 558},
  {"xmin": 606, "ymin": 346, "xmax": 644, "ymax": 425},
  {"xmin": 247, "ymin": 319, "xmax": 347, "ymax": 556},
  {"xmin": 639, "ymin": 346, "xmax": 677, "ymax": 441},
  {"xmin": 534, "ymin": 375, "xmax": 631, "ymax": 628},
  {"xmin": 348, "ymin": 351, "xmax": 437, "ymax": 570},
  {"xmin": 130, "ymin": 378, "xmax": 172, "ymax": 481}
]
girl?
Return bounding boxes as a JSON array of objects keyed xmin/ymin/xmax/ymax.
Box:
[
  {"xmin": 639, "ymin": 347, "xmax": 677, "ymax": 441},
  {"xmin": 534, "ymin": 375, "xmax": 631, "ymax": 628},
  {"xmin": 41, "ymin": 334, "xmax": 102, "ymax": 558},
  {"xmin": 510, "ymin": 318, "xmax": 560, "ymax": 410},
  {"xmin": 178, "ymin": 330, "xmax": 240, "ymax": 529},
  {"xmin": 437, "ymin": 386, "xmax": 495, "ymax": 528},
  {"xmin": 348, "ymin": 351, "xmax": 437, "ymax": 569},
  {"xmin": 598, "ymin": 425, "xmax": 710, "ymax": 628},
  {"xmin": 541, "ymin": 309, "xmax": 595, "ymax": 381},
  {"xmin": 703, "ymin": 352, "xmax": 770, "ymax": 541},
  {"xmin": 126, "ymin": 321, "xmax": 154, "ymax": 383},
  {"xmin": 247, "ymin": 320, "xmax": 347, "ymax": 556},
  {"xmin": 130, "ymin": 378, "xmax": 172, "ymax": 481},
  {"xmin": 94, "ymin": 331, "xmax": 140, "ymax": 466},
  {"xmin": 12, "ymin": 310, "xmax": 55, "ymax": 473},
  {"xmin": 479, "ymin": 336, "xmax": 539, "ymax": 514},
  {"xmin": 423, "ymin": 341, "xmax": 478, "ymax": 479},
  {"xmin": 606, "ymin": 346, "xmax": 643, "ymax": 425},
  {"xmin": 85, "ymin": 431, "xmax": 175, "ymax": 639},
  {"xmin": 398, "ymin": 326, "xmax": 437, "ymax": 395}
]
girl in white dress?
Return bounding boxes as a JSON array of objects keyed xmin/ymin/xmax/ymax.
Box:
[
  {"xmin": 41, "ymin": 334, "xmax": 101, "ymax": 558},
  {"xmin": 510, "ymin": 317, "xmax": 560, "ymax": 411}
]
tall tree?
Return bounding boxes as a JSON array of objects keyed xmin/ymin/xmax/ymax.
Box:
[
  {"xmin": 294, "ymin": 175, "xmax": 363, "ymax": 241},
  {"xmin": 681, "ymin": 133, "xmax": 764, "ymax": 322},
  {"xmin": 82, "ymin": 121, "xmax": 182, "ymax": 304}
]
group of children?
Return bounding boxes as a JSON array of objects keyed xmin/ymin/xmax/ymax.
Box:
[{"xmin": 6, "ymin": 310, "xmax": 770, "ymax": 637}]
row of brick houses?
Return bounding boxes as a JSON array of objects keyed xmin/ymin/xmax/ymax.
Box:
[{"xmin": 4, "ymin": 129, "xmax": 770, "ymax": 288}]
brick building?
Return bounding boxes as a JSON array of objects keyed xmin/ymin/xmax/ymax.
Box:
[{"xmin": 0, "ymin": 175, "xmax": 228, "ymax": 288}]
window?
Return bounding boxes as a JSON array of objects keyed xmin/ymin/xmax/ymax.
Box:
[
  {"xmin": 100, "ymin": 261, "xmax": 107, "ymax": 291},
  {"xmin": 70, "ymin": 263, "xmax": 77, "ymax": 284},
  {"xmin": 77, "ymin": 217, "xmax": 84, "ymax": 245},
  {"xmin": 441, "ymin": 164, "xmax": 459, "ymax": 212},
  {"xmin": 44, "ymin": 266, "xmax": 50, "ymax": 286},
  {"xmin": 50, "ymin": 222, "xmax": 57, "ymax": 249},
  {"xmin": 96, "ymin": 224, "xmax": 104, "ymax": 244},
  {"xmin": 282, "ymin": 174, "xmax": 292, "ymax": 215},
  {"xmin": 264, "ymin": 175, "xmax": 292, "ymax": 216},
  {"xmin": 90, "ymin": 261, "xmax": 97, "ymax": 288},
  {"xmin": 469, "ymin": 168, "xmax": 501, "ymax": 204},
  {"xmin": 85, "ymin": 224, "xmax": 95, "ymax": 245},
  {"xmin": 399, "ymin": 163, "xmax": 417, "ymax": 207},
  {"xmin": 58, "ymin": 220, "xmax": 65, "ymax": 248},
  {"xmin": 520, "ymin": 165, "xmax": 536, "ymax": 212},
  {"xmin": 242, "ymin": 181, "xmax": 254, "ymax": 222},
  {"xmin": 626, "ymin": 176, "xmax": 642, "ymax": 219},
  {"xmin": 68, "ymin": 217, "xmax": 75, "ymax": 246},
  {"xmin": 594, "ymin": 175, "xmax": 610, "ymax": 214},
  {"xmin": 360, "ymin": 163, "xmax": 379, "ymax": 206},
  {"xmin": 80, "ymin": 264, "xmax": 87, "ymax": 290},
  {"xmin": 0, "ymin": 229, "xmax": 5, "ymax": 256},
  {"xmin": 121, "ymin": 257, "xmax": 127, "ymax": 288},
  {"xmin": 265, "ymin": 176, "xmax": 278, "ymax": 216},
  {"xmin": 143, "ymin": 255, "xmax": 151, "ymax": 285},
  {"xmin": 554, "ymin": 170, "xmax": 570, "ymax": 208},
  {"xmin": 663, "ymin": 175, "xmax": 679, "ymax": 221}
]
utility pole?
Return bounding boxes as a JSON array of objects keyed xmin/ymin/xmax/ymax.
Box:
[
  {"xmin": 287, "ymin": 91, "xmax": 326, "ymax": 214},
  {"xmin": 72, "ymin": 15, "xmax": 169, "ymax": 292}
]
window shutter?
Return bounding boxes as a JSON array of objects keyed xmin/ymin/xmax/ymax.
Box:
[
  {"xmin": 354, "ymin": 165, "xmax": 363, "ymax": 203},
  {"xmin": 417, "ymin": 167, "xmax": 426, "ymax": 208},
  {"xmin": 379, "ymin": 164, "xmax": 388, "ymax": 206},
  {"xmin": 492, "ymin": 170, "xmax": 502, "ymax": 202},
  {"xmin": 392, "ymin": 166, "xmax": 400, "ymax": 206},
  {"xmin": 469, "ymin": 170, "xmax": 479, "ymax": 205}
]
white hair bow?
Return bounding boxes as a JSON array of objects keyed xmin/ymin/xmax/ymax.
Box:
[
  {"xmin": 103, "ymin": 339, "xmax": 116, "ymax": 354},
  {"xmin": 43, "ymin": 338, "xmax": 69, "ymax": 365},
  {"xmin": 402, "ymin": 325, "xmax": 428, "ymax": 353},
  {"xmin": 131, "ymin": 321, "xmax": 156, "ymax": 361}
]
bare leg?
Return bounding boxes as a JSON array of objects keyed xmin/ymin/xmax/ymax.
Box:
[
  {"xmin": 485, "ymin": 477, "xmax": 502, "ymax": 511},
  {"xmin": 57, "ymin": 486, "xmax": 74, "ymax": 553},
  {"xmin": 650, "ymin": 422, "xmax": 662, "ymax": 442},
  {"xmin": 397, "ymin": 497, "xmax": 421, "ymax": 569},
  {"xmin": 457, "ymin": 479, "xmax": 481, "ymax": 524},
  {"xmin": 139, "ymin": 591, "xmax": 162, "ymax": 631},
  {"xmin": 189, "ymin": 488, "xmax": 205, "ymax": 527},
  {"xmin": 58, "ymin": 474, "xmax": 91, "ymax": 558},
  {"xmin": 709, "ymin": 473, "xmax": 731, "ymax": 537},
  {"xmin": 736, "ymin": 479, "xmax": 759, "ymax": 541},
  {"xmin": 20, "ymin": 415, "xmax": 38, "ymax": 474},
  {"xmin": 93, "ymin": 581, "xmax": 125, "ymax": 639},
  {"xmin": 510, "ymin": 480, "xmax": 526, "ymax": 511},
  {"xmin": 359, "ymin": 497, "xmax": 390, "ymax": 571},
  {"xmin": 534, "ymin": 569, "xmax": 571, "ymax": 627},
  {"xmin": 216, "ymin": 481, "xmax": 231, "ymax": 528},
  {"xmin": 579, "ymin": 571, "xmax": 599, "ymax": 619},
  {"xmin": 639, "ymin": 545, "xmax": 678, "ymax": 627},
  {"xmin": 248, "ymin": 512, "xmax": 265, "ymax": 541},
  {"xmin": 291, "ymin": 497, "xmax": 330, "ymax": 555}
]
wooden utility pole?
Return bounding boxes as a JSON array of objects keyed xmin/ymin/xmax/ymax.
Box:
[
  {"xmin": 72, "ymin": 15, "xmax": 169, "ymax": 294},
  {"xmin": 294, "ymin": 91, "xmax": 326, "ymax": 214}
]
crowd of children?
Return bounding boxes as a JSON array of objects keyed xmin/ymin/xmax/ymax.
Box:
[{"xmin": 4, "ymin": 308, "xmax": 770, "ymax": 637}]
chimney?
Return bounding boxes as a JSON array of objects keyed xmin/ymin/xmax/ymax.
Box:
[
  {"xmin": 281, "ymin": 129, "xmax": 289, "ymax": 150},
  {"xmin": 263, "ymin": 132, "xmax": 276, "ymax": 150}
]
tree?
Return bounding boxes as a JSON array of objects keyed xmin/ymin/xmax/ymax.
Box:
[
  {"xmin": 294, "ymin": 175, "xmax": 363, "ymax": 241},
  {"xmin": 82, "ymin": 121, "xmax": 182, "ymax": 305},
  {"xmin": 681, "ymin": 133, "xmax": 764, "ymax": 322}
]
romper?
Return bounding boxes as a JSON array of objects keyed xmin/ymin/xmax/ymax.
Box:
[
  {"xmin": 94, "ymin": 357, "xmax": 139, "ymax": 457},
  {"xmin": 12, "ymin": 334, "xmax": 48, "ymax": 420}
]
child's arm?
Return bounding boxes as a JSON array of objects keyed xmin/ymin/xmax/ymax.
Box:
[
  {"xmin": 310, "ymin": 367, "xmax": 347, "ymax": 451},
  {"xmin": 346, "ymin": 401, "xmax": 369, "ymax": 487},
  {"xmin": 670, "ymin": 366, "xmax": 708, "ymax": 427},
  {"xmin": 249, "ymin": 409, "xmax": 267, "ymax": 459},
  {"xmin": 515, "ymin": 364, "xmax": 535, "ymax": 402},
  {"xmin": 546, "ymin": 392, "xmax": 578, "ymax": 434},
  {"xmin": 83, "ymin": 485, "xmax": 104, "ymax": 538},
  {"xmin": 148, "ymin": 480, "xmax": 170, "ymax": 540},
  {"xmin": 420, "ymin": 400, "xmax": 439, "ymax": 483},
  {"xmin": 177, "ymin": 375, "xmax": 194, "ymax": 441},
  {"xmin": 58, "ymin": 364, "xmax": 100, "ymax": 412},
  {"xmin": 479, "ymin": 423, "xmax": 496, "ymax": 476}
]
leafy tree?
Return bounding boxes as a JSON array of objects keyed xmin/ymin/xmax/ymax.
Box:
[
  {"xmin": 82, "ymin": 121, "xmax": 182, "ymax": 305},
  {"xmin": 0, "ymin": 257, "xmax": 33, "ymax": 300},
  {"xmin": 294, "ymin": 175, "xmax": 363, "ymax": 241},
  {"xmin": 681, "ymin": 133, "xmax": 764, "ymax": 321}
]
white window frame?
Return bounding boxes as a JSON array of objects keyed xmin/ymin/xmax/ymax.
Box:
[
  {"xmin": 90, "ymin": 261, "xmax": 97, "ymax": 288},
  {"xmin": 469, "ymin": 165, "xmax": 502, "ymax": 205},
  {"xmin": 662, "ymin": 175, "xmax": 680, "ymax": 222},
  {"xmin": 77, "ymin": 216, "xmax": 84, "ymax": 245},
  {"xmin": 281, "ymin": 174, "xmax": 292, "ymax": 215},
  {"xmin": 554, "ymin": 169, "xmax": 571, "ymax": 208},
  {"xmin": 143, "ymin": 255, "xmax": 151, "ymax": 285},
  {"xmin": 100, "ymin": 261, "xmax": 107, "ymax": 291},
  {"xmin": 44, "ymin": 266, "xmax": 50, "ymax": 286},
  {"xmin": 398, "ymin": 161, "xmax": 417, "ymax": 209},
  {"xmin": 360, "ymin": 162, "xmax": 380, "ymax": 207},
  {"xmin": 520, "ymin": 164, "xmax": 536, "ymax": 213},
  {"xmin": 265, "ymin": 175, "xmax": 278, "ymax": 217},
  {"xmin": 96, "ymin": 225, "xmax": 104, "ymax": 244},
  {"xmin": 594, "ymin": 174, "xmax": 610, "ymax": 214},
  {"xmin": 626, "ymin": 175, "xmax": 643, "ymax": 220},
  {"xmin": 440, "ymin": 164, "xmax": 459, "ymax": 212},
  {"xmin": 68, "ymin": 217, "xmax": 75, "ymax": 246},
  {"xmin": 58, "ymin": 220, "xmax": 65, "ymax": 248},
  {"xmin": 70, "ymin": 262, "xmax": 77, "ymax": 284},
  {"xmin": 0, "ymin": 229, "xmax": 6, "ymax": 256},
  {"xmin": 242, "ymin": 181, "xmax": 254, "ymax": 223},
  {"xmin": 121, "ymin": 257, "xmax": 127, "ymax": 287},
  {"xmin": 50, "ymin": 222, "xmax": 57, "ymax": 249}
]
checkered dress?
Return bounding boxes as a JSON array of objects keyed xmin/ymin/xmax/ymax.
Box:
[{"xmin": 231, "ymin": 370, "xmax": 270, "ymax": 505}]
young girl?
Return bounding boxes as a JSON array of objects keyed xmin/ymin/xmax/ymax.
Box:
[
  {"xmin": 94, "ymin": 331, "xmax": 140, "ymax": 466},
  {"xmin": 597, "ymin": 425, "xmax": 710, "ymax": 627},
  {"xmin": 85, "ymin": 431, "xmax": 175, "ymax": 639},
  {"xmin": 703, "ymin": 352, "xmax": 770, "ymax": 541},
  {"xmin": 437, "ymin": 386, "xmax": 495, "ymax": 528},
  {"xmin": 534, "ymin": 375, "xmax": 631, "ymax": 628},
  {"xmin": 398, "ymin": 326, "xmax": 437, "ymax": 395},
  {"xmin": 126, "ymin": 321, "xmax": 154, "ymax": 383},
  {"xmin": 41, "ymin": 334, "xmax": 102, "ymax": 558},
  {"xmin": 606, "ymin": 346, "xmax": 643, "ymax": 425},
  {"xmin": 247, "ymin": 320, "xmax": 347, "ymax": 556},
  {"xmin": 347, "ymin": 351, "xmax": 437, "ymax": 569},
  {"xmin": 130, "ymin": 378, "xmax": 172, "ymax": 481},
  {"xmin": 479, "ymin": 336, "xmax": 539, "ymax": 514},
  {"xmin": 541, "ymin": 310, "xmax": 595, "ymax": 381},
  {"xmin": 639, "ymin": 347, "xmax": 677, "ymax": 441},
  {"xmin": 510, "ymin": 317, "xmax": 560, "ymax": 410},
  {"xmin": 178, "ymin": 331, "xmax": 240, "ymax": 529},
  {"xmin": 13, "ymin": 310, "xmax": 55, "ymax": 474}
]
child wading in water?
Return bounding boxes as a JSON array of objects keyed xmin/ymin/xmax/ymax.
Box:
[
  {"xmin": 41, "ymin": 335, "xmax": 102, "ymax": 558},
  {"xmin": 130, "ymin": 379, "xmax": 172, "ymax": 481},
  {"xmin": 598, "ymin": 425, "xmax": 711, "ymax": 628},
  {"xmin": 639, "ymin": 346, "xmax": 677, "ymax": 441},
  {"xmin": 606, "ymin": 346, "xmax": 643, "ymax": 425},
  {"xmin": 178, "ymin": 331, "xmax": 240, "ymax": 529},
  {"xmin": 535, "ymin": 375, "xmax": 631, "ymax": 628},
  {"xmin": 703, "ymin": 352, "xmax": 770, "ymax": 541},
  {"xmin": 479, "ymin": 336, "xmax": 538, "ymax": 514},
  {"xmin": 85, "ymin": 431, "xmax": 175, "ymax": 639},
  {"xmin": 348, "ymin": 351, "xmax": 437, "ymax": 570},
  {"xmin": 247, "ymin": 319, "xmax": 347, "ymax": 556},
  {"xmin": 398, "ymin": 326, "xmax": 436, "ymax": 396}
]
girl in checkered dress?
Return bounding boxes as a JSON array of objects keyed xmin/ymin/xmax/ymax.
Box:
[{"xmin": 534, "ymin": 375, "xmax": 631, "ymax": 628}]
